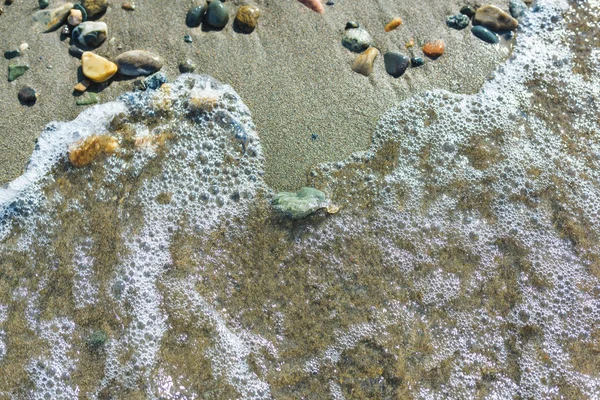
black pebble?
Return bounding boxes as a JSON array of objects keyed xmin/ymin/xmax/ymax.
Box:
[
  {"xmin": 384, "ymin": 52, "xmax": 410, "ymax": 78},
  {"xmin": 18, "ymin": 86, "xmax": 37, "ymax": 105},
  {"xmin": 69, "ymin": 45, "xmax": 84, "ymax": 59}
]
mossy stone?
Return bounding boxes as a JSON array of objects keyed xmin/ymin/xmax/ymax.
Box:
[{"xmin": 272, "ymin": 187, "xmax": 329, "ymax": 219}]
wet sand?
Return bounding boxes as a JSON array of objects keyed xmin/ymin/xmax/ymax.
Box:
[{"xmin": 0, "ymin": 0, "xmax": 511, "ymax": 190}]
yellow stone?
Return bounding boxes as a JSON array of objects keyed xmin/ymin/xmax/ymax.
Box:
[
  {"xmin": 74, "ymin": 79, "xmax": 91, "ymax": 92},
  {"xmin": 81, "ymin": 52, "xmax": 117, "ymax": 83},
  {"xmin": 68, "ymin": 135, "xmax": 119, "ymax": 167},
  {"xmin": 351, "ymin": 47, "xmax": 379, "ymax": 76}
]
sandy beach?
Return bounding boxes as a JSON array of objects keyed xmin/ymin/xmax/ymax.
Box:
[{"xmin": 1, "ymin": 0, "xmax": 510, "ymax": 190}]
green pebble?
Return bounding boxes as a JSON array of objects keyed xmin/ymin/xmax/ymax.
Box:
[
  {"xmin": 8, "ymin": 64, "xmax": 29, "ymax": 82},
  {"xmin": 38, "ymin": 0, "xmax": 49, "ymax": 9},
  {"xmin": 184, "ymin": 34, "xmax": 193, "ymax": 43},
  {"xmin": 76, "ymin": 92, "xmax": 99, "ymax": 106},
  {"xmin": 410, "ymin": 57, "xmax": 425, "ymax": 67},
  {"xmin": 205, "ymin": 0, "xmax": 229, "ymax": 29},
  {"xmin": 460, "ymin": 5, "xmax": 476, "ymax": 17},
  {"xmin": 272, "ymin": 187, "xmax": 330, "ymax": 219},
  {"xmin": 186, "ymin": 4, "xmax": 207, "ymax": 28},
  {"xmin": 472, "ymin": 25, "xmax": 499, "ymax": 44}
]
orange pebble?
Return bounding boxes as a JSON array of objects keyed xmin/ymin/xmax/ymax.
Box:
[
  {"xmin": 384, "ymin": 17, "xmax": 403, "ymax": 32},
  {"xmin": 422, "ymin": 39, "xmax": 445, "ymax": 58}
]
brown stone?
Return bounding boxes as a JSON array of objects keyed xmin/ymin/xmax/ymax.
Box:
[
  {"xmin": 122, "ymin": 3, "xmax": 135, "ymax": 10},
  {"xmin": 422, "ymin": 40, "xmax": 445, "ymax": 58},
  {"xmin": 473, "ymin": 5, "xmax": 518, "ymax": 32},
  {"xmin": 234, "ymin": 5, "xmax": 260, "ymax": 33},
  {"xmin": 81, "ymin": 0, "xmax": 108, "ymax": 19},
  {"xmin": 384, "ymin": 17, "xmax": 402, "ymax": 32},
  {"xmin": 68, "ymin": 135, "xmax": 119, "ymax": 167},
  {"xmin": 351, "ymin": 47, "xmax": 379, "ymax": 77},
  {"xmin": 74, "ymin": 79, "xmax": 91, "ymax": 92}
]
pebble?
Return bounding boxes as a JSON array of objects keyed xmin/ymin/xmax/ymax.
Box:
[
  {"xmin": 345, "ymin": 21, "xmax": 359, "ymax": 30},
  {"xmin": 81, "ymin": 51, "xmax": 117, "ymax": 83},
  {"xmin": 7, "ymin": 64, "xmax": 29, "ymax": 82},
  {"xmin": 205, "ymin": 0, "xmax": 229, "ymax": 29},
  {"xmin": 405, "ymin": 38, "xmax": 415, "ymax": 48},
  {"xmin": 410, "ymin": 57, "xmax": 425, "ymax": 67},
  {"xmin": 509, "ymin": 0, "xmax": 528, "ymax": 20},
  {"xmin": 81, "ymin": 0, "xmax": 108, "ymax": 19},
  {"xmin": 68, "ymin": 8, "xmax": 83, "ymax": 26},
  {"xmin": 5, "ymin": 0, "xmax": 13, "ymax": 5},
  {"xmin": 351, "ymin": 46, "xmax": 378, "ymax": 76},
  {"xmin": 184, "ymin": 34, "xmax": 193, "ymax": 43},
  {"xmin": 422, "ymin": 39, "xmax": 445, "ymax": 58},
  {"xmin": 342, "ymin": 27, "xmax": 373, "ymax": 53},
  {"xmin": 272, "ymin": 187, "xmax": 330, "ymax": 219},
  {"xmin": 0, "ymin": 7, "xmax": 3, "ymax": 16},
  {"xmin": 74, "ymin": 79, "xmax": 91, "ymax": 92},
  {"xmin": 383, "ymin": 51, "xmax": 410, "ymax": 78},
  {"xmin": 18, "ymin": 86, "xmax": 37, "ymax": 105},
  {"xmin": 234, "ymin": 5, "xmax": 260, "ymax": 33},
  {"xmin": 384, "ymin": 17, "xmax": 402, "ymax": 32},
  {"xmin": 471, "ymin": 25, "xmax": 499, "ymax": 44},
  {"xmin": 19, "ymin": 43, "xmax": 28, "ymax": 51},
  {"xmin": 326, "ymin": 0, "xmax": 334, "ymax": 5},
  {"xmin": 73, "ymin": 3, "xmax": 87, "ymax": 21},
  {"xmin": 473, "ymin": 4, "xmax": 518, "ymax": 32},
  {"xmin": 460, "ymin": 5, "xmax": 476, "ymax": 18},
  {"xmin": 122, "ymin": 3, "xmax": 135, "ymax": 11},
  {"xmin": 75, "ymin": 92, "xmax": 99, "ymax": 105},
  {"xmin": 179, "ymin": 59, "xmax": 196, "ymax": 73},
  {"xmin": 186, "ymin": 4, "xmax": 206, "ymax": 28},
  {"xmin": 72, "ymin": 21, "xmax": 108, "ymax": 48},
  {"xmin": 38, "ymin": 0, "xmax": 49, "ymax": 9},
  {"xmin": 144, "ymin": 72, "xmax": 168, "ymax": 90},
  {"xmin": 4, "ymin": 49, "xmax": 20, "ymax": 59},
  {"xmin": 33, "ymin": 2, "xmax": 74, "ymax": 32},
  {"xmin": 115, "ymin": 50, "xmax": 163, "ymax": 77},
  {"xmin": 61, "ymin": 25, "xmax": 70, "ymax": 35},
  {"xmin": 69, "ymin": 45, "xmax": 84, "ymax": 58},
  {"xmin": 446, "ymin": 13, "xmax": 470, "ymax": 30}
]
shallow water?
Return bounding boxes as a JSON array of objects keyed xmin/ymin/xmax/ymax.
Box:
[{"xmin": 1, "ymin": 0, "xmax": 600, "ymax": 399}]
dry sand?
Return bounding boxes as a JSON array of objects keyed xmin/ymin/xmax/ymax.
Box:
[{"xmin": 0, "ymin": 0, "xmax": 512, "ymax": 190}]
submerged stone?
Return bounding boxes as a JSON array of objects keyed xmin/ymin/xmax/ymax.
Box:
[
  {"xmin": 473, "ymin": 4, "xmax": 519, "ymax": 31},
  {"xmin": 68, "ymin": 134, "xmax": 118, "ymax": 166},
  {"xmin": 272, "ymin": 187, "xmax": 331, "ymax": 219},
  {"xmin": 472, "ymin": 25, "xmax": 499, "ymax": 44},
  {"xmin": 509, "ymin": 0, "xmax": 528, "ymax": 20}
]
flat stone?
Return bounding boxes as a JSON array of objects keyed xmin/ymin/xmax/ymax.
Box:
[
  {"xmin": 471, "ymin": 25, "xmax": 499, "ymax": 44},
  {"xmin": 33, "ymin": 2, "xmax": 74, "ymax": 32},
  {"xmin": 383, "ymin": 51, "xmax": 410, "ymax": 78},
  {"xmin": 68, "ymin": 9, "xmax": 83, "ymax": 26},
  {"xmin": 509, "ymin": 0, "xmax": 528, "ymax": 20},
  {"xmin": 18, "ymin": 86, "xmax": 37, "ymax": 105},
  {"xmin": 186, "ymin": 4, "xmax": 206, "ymax": 28},
  {"xmin": 72, "ymin": 21, "xmax": 107, "ymax": 48},
  {"xmin": 4, "ymin": 49, "xmax": 20, "ymax": 59},
  {"xmin": 179, "ymin": 60, "xmax": 196, "ymax": 73},
  {"xmin": 115, "ymin": 50, "xmax": 162, "ymax": 77},
  {"xmin": 342, "ymin": 27, "xmax": 373, "ymax": 53},
  {"xmin": 81, "ymin": 0, "xmax": 108, "ymax": 19},
  {"xmin": 8, "ymin": 64, "xmax": 29, "ymax": 82},
  {"xmin": 205, "ymin": 0, "xmax": 229, "ymax": 29},
  {"xmin": 234, "ymin": 5, "xmax": 260, "ymax": 33},
  {"xmin": 447, "ymin": 13, "xmax": 470, "ymax": 30},
  {"xmin": 422, "ymin": 39, "xmax": 445, "ymax": 58},
  {"xmin": 473, "ymin": 4, "xmax": 518, "ymax": 32},
  {"xmin": 75, "ymin": 92, "xmax": 99, "ymax": 105},
  {"xmin": 272, "ymin": 187, "xmax": 330, "ymax": 219},
  {"xmin": 351, "ymin": 46, "xmax": 378, "ymax": 76},
  {"xmin": 81, "ymin": 51, "xmax": 117, "ymax": 83},
  {"xmin": 74, "ymin": 79, "xmax": 91, "ymax": 92}
]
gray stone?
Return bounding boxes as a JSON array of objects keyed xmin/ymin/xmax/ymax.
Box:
[
  {"xmin": 18, "ymin": 86, "xmax": 37, "ymax": 105},
  {"xmin": 115, "ymin": 50, "xmax": 163, "ymax": 77},
  {"xmin": 342, "ymin": 27, "xmax": 373, "ymax": 53},
  {"xmin": 383, "ymin": 52, "xmax": 410, "ymax": 78},
  {"xmin": 272, "ymin": 187, "xmax": 330, "ymax": 219},
  {"xmin": 205, "ymin": 0, "xmax": 229, "ymax": 29},
  {"xmin": 446, "ymin": 13, "xmax": 470, "ymax": 30},
  {"xmin": 72, "ymin": 21, "xmax": 107, "ymax": 48},
  {"xmin": 509, "ymin": 0, "xmax": 528, "ymax": 20},
  {"xmin": 471, "ymin": 25, "xmax": 499, "ymax": 44},
  {"xmin": 179, "ymin": 60, "xmax": 196, "ymax": 73},
  {"xmin": 186, "ymin": 4, "xmax": 206, "ymax": 28},
  {"xmin": 473, "ymin": 5, "xmax": 519, "ymax": 32},
  {"xmin": 33, "ymin": 2, "xmax": 74, "ymax": 32}
]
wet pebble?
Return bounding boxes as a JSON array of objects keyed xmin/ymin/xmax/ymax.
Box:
[
  {"xmin": 446, "ymin": 13, "xmax": 470, "ymax": 30},
  {"xmin": 72, "ymin": 21, "xmax": 107, "ymax": 48},
  {"xmin": 38, "ymin": 0, "xmax": 49, "ymax": 9},
  {"xmin": 471, "ymin": 25, "xmax": 499, "ymax": 43},
  {"xmin": 68, "ymin": 8, "xmax": 83, "ymax": 26},
  {"xmin": 144, "ymin": 72, "xmax": 168, "ymax": 90},
  {"xmin": 234, "ymin": 5, "xmax": 260, "ymax": 33},
  {"xmin": 473, "ymin": 4, "xmax": 518, "ymax": 31},
  {"xmin": 115, "ymin": 50, "xmax": 163, "ymax": 77},
  {"xmin": 184, "ymin": 34, "xmax": 193, "ymax": 43},
  {"xmin": 460, "ymin": 5, "xmax": 476, "ymax": 17},
  {"xmin": 509, "ymin": 0, "xmax": 528, "ymax": 20},
  {"xmin": 205, "ymin": 0, "xmax": 229, "ymax": 29},
  {"xmin": 18, "ymin": 86, "xmax": 37, "ymax": 105},
  {"xmin": 342, "ymin": 27, "xmax": 373, "ymax": 53},
  {"xmin": 179, "ymin": 59, "xmax": 196, "ymax": 73},
  {"xmin": 411, "ymin": 57, "xmax": 425, "ymax": 67},
  {"xmin": 69, "ymin": 45, "xmax": 84, "ymax": 58},
  {"xmin": 4, "ymin": 49, "xmax": 20, "ymax": 59},
  {"xmin": 351, "ymin": 46, "xmax": 378, "ymax": 76},
  {"xmin": 186, "ymin": 4, "xmax": 206, "ymax": 28},
  {"xmin": 8, "ymin": 64, "xmax": 29, "ymax": 82},
  {"xmin": 81, "ymin": 0, "xmax": 107, "ymax": 19},
  {"xmin": 61, "ymin": 25, "xmax": 70, "ymax": 36},
  {"xmin": 76, "ymin": 92, "xmax": 98, "ymax": 105},
  {"xmin": 81, "ymin": 51, "xmax": 117, "ymax": 82},
  {"xmin": 383, "ymin": 51, "xmax": 410, "ymax": 77},
  {"xmin": 345, "ymin": 21, "xmax": 359, "ymax": 30}
]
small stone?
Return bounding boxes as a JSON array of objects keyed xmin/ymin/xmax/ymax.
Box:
[
  {"xmin": 73, "ymin": 3, "xmax": 87, "ymax": 21},
  {"xmin": 122, "ymin": 3, "xmax": 135, "ymax": 11},
  {"xmin": 18, "ymin": 86, "xmax": 37, "ymax": 105},
  {"xmin": 19, "ymin": 43, "xmax": 28, "ymax": 51},
  {"xmin": 4, "ymin": 49, "xmax": 20, "ymax": 59},
  {"xmin": 345, "ymin": 21, "xmax": 359, "ymax": 30},
  {"xmin": 205, "ymin": 0, "xmax": 229, "ymax": 29},
  {"xmin": 342, "ymin": 27, "xmax": 373, "ymax": 53},
  {"xmin": 272, "ymin": 187, "xmax": 331, "ymax": 219},
  {"xmin": 351, "ymin": 46, "xmax": 378, "ymax": 77},
  {"xmin": 115, "ymin": 50, "xmax": 162, "ymax": 77},
  {"xmin": 33, "ymin": 2, "xmax": 74, "ymax": 32},
  {"xmin": 471, "ymin": 25, "xmax": 499, "ymax": 44},
  {"xmin": 81, "ymin": 51, "xmax": 117, "ymax": 83},
  {"xmin": 61, "ymin": 25, "xmax": 70, "ymax": 35},
  {"xmin": 143, "ymin": 72, "xmax": 168, "ymax": 90},
  {"xmin": 405, "ymin": 38, "xmax": 415, "ymax": 48},
  {"xmin": 5, "ymin": 0, "xmax": 13, "ymax": 5},
  {"xmin": 326, "ymin": 0, "xmax": 334, "ymax": 5},
  {"xmin": 234, "ymin": 5, "xmax": 260, "ymax": 33},
  {"xmin": 179, "ymin": 60, "xmax": 196, "ymax": 73},
  {"xmin": 422, "ymin": 39, "xmax": 445, "ymax": 58},
  {"xmin": 8, "ymin": 64, "xmax": 29, "ymax": 82},
  {"xmin": 186, "ymin": 4, "xmax": 206, "ymax": 28},
  {"xmin": 410, "ymin": 57, "xmax": 425, "ymax": 67},
  {"xmin": 383, "ymin": 51, "xmax": 410, "ymax": 78},
  {"xmin": 81, "ymin": 0, "xmax": 108, "ymax": 19},
  {"xmin": 75, "ymin": 91, "xmax": 99, "ymax": 105},
  {"xmin": 69, "ymin": 45, "xmax": 85, "ymax": 58},
  {"xmin": 446, "ymin": 13, "xmax": 470, "ymax": 30},
  {"xmin": 72, "ymin": 21, "xmax": 108, "ymax": 48},
  {"xmin": 68, "ymin": 135, "xmax": 118, "ymax": 167},
  {"xmin": 184, "ymin": 34, "xmax": 193, "ymax": 43},
  {"xmin": 38, "ymin": 0, "xmax": 49, "ymax": 9},
  {"xmin": 68, "ymin": 9, "xmax": 83, "ymax": 26},
  {"xmin": 460, "ymin": 5, "xmax": 476, "ymax": 17},
  {"xmin": 509, "ymin": 0, "xmax": 528, "ymax": 20},
  {"xmin": 74, "ymin": 79, "xmax": 91, "ymax": 92},
  {"xmin": 384, "ymin": 17, "xmax": 402, "ymax": 32},
  {"xmin": 0, "ymin": 8, "xmax": 4, "ymax": 16},
  {"xmin": 473, "ymin": 4, "xmax": 518, "ymax": 32}
]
